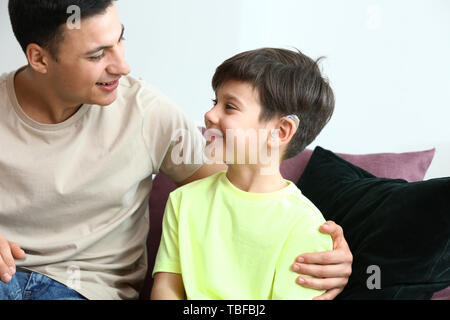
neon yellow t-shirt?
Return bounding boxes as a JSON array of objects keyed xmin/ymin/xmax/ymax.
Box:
[{"xmin": 153, "ymin": 171, "xmax": 332, "ymax": 300}]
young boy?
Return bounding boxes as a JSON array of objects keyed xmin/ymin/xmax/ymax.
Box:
[{"xmin": 151, "ymin": 48, "xmax": 335, "ymax": 300}]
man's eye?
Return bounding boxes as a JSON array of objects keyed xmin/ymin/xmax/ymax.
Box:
[{"xmin": 89, "ymin": 53, "xmax": 105, "ymax": 61}]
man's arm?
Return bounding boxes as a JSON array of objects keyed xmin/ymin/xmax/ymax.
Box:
[
  {"xmin": 178, "ymin": 163, "xmax": 228, "ymax": 187},
  {"xmin": 151, "ymin": 272, "xmax": 185, "ymax": 300},
  {"xmin": 292, "ymin": 221, "xmax": 353, "ymax": 300}
]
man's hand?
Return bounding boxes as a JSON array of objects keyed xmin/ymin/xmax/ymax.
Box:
[
  {"xmin": 292, "ymin": 221, "xmax": 353, "ymax": 300},
  {"xmin": 0, "ymin": 233, "xmax": 26, "ymax": 283}
]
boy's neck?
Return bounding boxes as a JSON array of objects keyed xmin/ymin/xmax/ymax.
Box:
[{"xmin": 226, "ymin": 164, "xmax": 288, "ymax": 194}]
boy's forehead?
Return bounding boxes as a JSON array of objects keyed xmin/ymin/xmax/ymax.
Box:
[{"xmin": 217, "ymin": 80, "xmax": 260, "ymax": 103}]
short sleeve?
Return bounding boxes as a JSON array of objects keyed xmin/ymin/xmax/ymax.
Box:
[
  {"xmin": 141, "ymin": 86, "xmax": 205, "ymax": 183},
  {"xmin": 152, "ymin": 192, "xmax": 182, "ymax": 277},
  {"xmin": 272, "ymin": 214, "xmax": 333, "ymax": 300}
]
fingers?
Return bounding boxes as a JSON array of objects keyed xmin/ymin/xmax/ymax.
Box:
[
  {"xmin": 292, "ymin": 220, "xmax": 352, "ymax": 299},
  {"xmin": 319, "ymin": 220, "xmax": 341, "ymax": 236},
  {"xmin": 292, "ymin": 261, "xmax": 351, "ymax": 279},
  {"xmin": 312, "ymin": 288, "xmax": 343, "ymax": 301},
  {"xmin": 296, "ymin": 275, "xmax": 347, "ymax": 292},
  {"xmin": 292, "ymin": 261, "xmax": 350, "ymax": 295},
  {"xmin": 0, "ymin": 241, "xmax": 15, "ymax": 283},
  {"xmin": 9, "ymin": 241, "xmax": 26, "ymax": 260},
  {"xmin": 297, "ymin": 248, "xmax": 350, "ymax": 265},
  {"xmin": 0, "ymin": 235, "xmax": 25, "ymax": 283},
  {"xmin": 298, "ymin": 220, "xmax": 353, "ymax": 265},
  {"xmin": 319, "ymin": 221, "xmax": 347, "ymax": 248}
]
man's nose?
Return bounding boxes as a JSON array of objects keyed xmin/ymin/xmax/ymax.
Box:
[{"xmin": 107, "ymin": 47, "xmax": 131, "ymax": 76}]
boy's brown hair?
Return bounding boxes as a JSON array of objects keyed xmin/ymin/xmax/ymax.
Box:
[{"xmin": 212, "ymin": 48, "xmax": 335, "ymax": 160}]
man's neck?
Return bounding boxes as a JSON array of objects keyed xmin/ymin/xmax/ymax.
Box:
[
  {"xmin": 226, "ymin": 164, "xmax": 287, "ymax": 194},
  {"xmin": 14, "ymin": 67, "xmax": 82, "ymax": 124}
]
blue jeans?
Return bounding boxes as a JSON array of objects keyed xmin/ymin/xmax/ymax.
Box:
[{"xmin": 0, "ymin": 271, "xmax": 87, "ymax": 300}]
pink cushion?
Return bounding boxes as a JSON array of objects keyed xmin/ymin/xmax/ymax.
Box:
[
  {"xmin": 431, "ymin": 286, "xmax": 450, "ymax": 300},
  {"xmin": 140, "ymin": 174, "xmax": 178, "ymax": 299},
  {"xmin": 281, "ymin": 148, "xmax": 436, "ymax": 183},
  {"xmin": 140, "ymin": 147, "xmax": 436, "ymax": 299}
]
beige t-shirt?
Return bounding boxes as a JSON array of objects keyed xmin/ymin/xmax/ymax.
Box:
[{"xmin": 0, "ymin": 69, "xmax": 205, "ymax": 300}]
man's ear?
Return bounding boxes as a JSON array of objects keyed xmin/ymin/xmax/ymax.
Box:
[{"xmin": 26, "ymin": 43, "xmax": 51, "ymax": 74}]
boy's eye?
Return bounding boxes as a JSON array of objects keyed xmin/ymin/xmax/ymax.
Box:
[
  {"xmin": 89, "ymin": 52, "xmax": 105, "ymax": 61},
  {"xmin": 211, "ymin": 99, "xmax": 236, "ymax": 110}
]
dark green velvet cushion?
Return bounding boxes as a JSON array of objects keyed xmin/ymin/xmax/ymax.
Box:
[{"xmin": 297, "ymin": 147, "xmax": 450, "ymax": 299}]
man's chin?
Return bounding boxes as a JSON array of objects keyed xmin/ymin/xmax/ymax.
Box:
[
  {"xmin": 89, "ymin": 94, "xmax": 118, "ymax": 107},
  {"xmin": 95, "ymin": 100, "xmax": 115, "ymax": 107}
]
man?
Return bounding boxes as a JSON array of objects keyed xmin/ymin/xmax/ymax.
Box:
[{"xmin": 0, "ymin": 0, "xmax": 352, "ymax": 300}]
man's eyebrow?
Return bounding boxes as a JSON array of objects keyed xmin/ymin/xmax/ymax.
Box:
[
  {"xmin": 84, "ymin": 24, "xmax": 125, "ymax": 56},
  {"xmin": 119, "ymin": 24, "xmax": 125, "ymax": 42}
]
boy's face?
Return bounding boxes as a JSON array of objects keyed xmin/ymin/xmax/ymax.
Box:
[
  {"xmin": 43, "ymin": 4, "xmax": 130, "ymax": 107},
  {"xmin": 204, "ymin": 80, "xmax": 279, "ymax": 165}
]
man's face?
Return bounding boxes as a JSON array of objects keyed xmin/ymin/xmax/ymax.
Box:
[
  {"xmin": 46, "ymin": 4, "xmax": 130, "ymax": 107},
  {"xmin": 204, "ymin": 80, "xmax": 278, "ymax": 164}
]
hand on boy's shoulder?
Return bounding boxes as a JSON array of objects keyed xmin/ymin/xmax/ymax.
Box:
[{"xmin": 293, "ymin": 221, "xmax": 353, "ymax": 300}]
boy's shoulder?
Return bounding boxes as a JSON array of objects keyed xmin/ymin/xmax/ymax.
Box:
[
  {"xmin": 282, "ymin": 184, "xmax": 327, "ymax": 224},
  {"xmin": 169, "ymin": 171, "xmax": 226, "ymax": 197}
]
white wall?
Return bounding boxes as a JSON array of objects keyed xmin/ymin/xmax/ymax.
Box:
[{"xmin": 1, "ymin": 0, "xmax": 449, "ymax": 179}]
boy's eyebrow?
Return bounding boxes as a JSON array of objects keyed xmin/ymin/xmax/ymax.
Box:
[
  {"xmin": 83, "ymin": 24, "xmax": 125, "ymax": 56},
  {"xmin": 222, "ymin": 93, "xmax": 245, "ymax": 107}
]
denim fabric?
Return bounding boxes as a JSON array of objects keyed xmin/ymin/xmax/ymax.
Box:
[{"xmin": 0, "ymin": 272, "xmax": 87, "ymax": 300}]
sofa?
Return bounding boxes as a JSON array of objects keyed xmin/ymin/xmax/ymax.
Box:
[{"xmin": 139, "ymin": 146, "xmax": 450, "ymax": 300}]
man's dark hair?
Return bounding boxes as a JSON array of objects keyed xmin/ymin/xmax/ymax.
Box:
[
  {"xmin": 8, "ymin": 0, "xmax": 115, "ymax": 60},
  {"xmin": 212, "ymin": 48, "xmax": 335, "ymax": 160}
]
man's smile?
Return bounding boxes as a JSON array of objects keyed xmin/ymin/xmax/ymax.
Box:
[{"xmin": 95, "ymin": 79, "xmax": 120, "ymax": 91}]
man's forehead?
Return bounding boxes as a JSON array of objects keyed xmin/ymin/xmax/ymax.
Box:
[{"xmin": 61, "ymin": 5, "xmax": 122, "ymax": 51}]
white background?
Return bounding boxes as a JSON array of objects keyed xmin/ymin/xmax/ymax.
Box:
[{"xmin": 1, "ymin": 0, "xmax": 449, "ymax": 179}]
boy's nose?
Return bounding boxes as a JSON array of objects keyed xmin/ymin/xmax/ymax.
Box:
[{"xmin": 204, "ymin": 108, "xmax": 218, "ymax": 128}]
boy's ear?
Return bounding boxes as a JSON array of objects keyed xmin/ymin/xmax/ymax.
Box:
[
  {"xmin": 267, "ymin": 118, "xmax": 298, "ymax": 149},
  {"xmin": 26, "ymin": 43, "xmax": 50, "ymax": 74}
]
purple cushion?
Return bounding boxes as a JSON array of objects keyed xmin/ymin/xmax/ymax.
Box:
[
  {"xmin": 432, "ymin": 286, "xmax": 450, "ymax": 300},
  {"xmin": 281, "ymin": 148, "xmax": 435, "ymax": 183},
  {"xmin": 140, "ymin": 174, "xmax": 178, "ymax": 299},
  {"xmin": 140, "ymin": 147, "xmax": 436, "ymax": 299}
]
